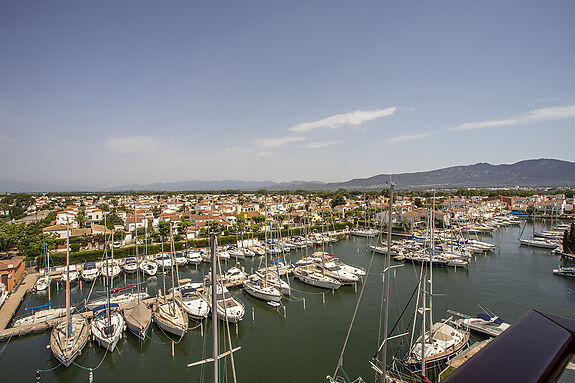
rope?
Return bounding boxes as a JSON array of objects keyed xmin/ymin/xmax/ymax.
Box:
[
  {"xmin": 37, "ymin": 362, "xmax": 62, "ymax": 372},
  {"xmin": 0, "ymin": 334, "xmax": 13, "ymax": 359},
  {"xmin": 330, "ymin": 246, "xmax": 376, "ymax": 380}
]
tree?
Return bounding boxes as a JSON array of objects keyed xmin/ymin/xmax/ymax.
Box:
[
  {"xmin": 158, "ymin": 221, "xmax": 171, "ymax": 240},
  {"xmin": 76, "ymin": 211, "xmax": 86, "ymax": 228},
  {"xmin": 331, "ymin": 194, "xmax": 346, "ymax": 208}
]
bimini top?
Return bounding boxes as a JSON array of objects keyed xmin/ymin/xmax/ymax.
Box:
[
  {"xmin": 92, "ymin": 303, "xmax": 120, "ymax": 316},
  {"xmin": 477, "ymin": 313, "xmax": 504, "ymax": 325}
]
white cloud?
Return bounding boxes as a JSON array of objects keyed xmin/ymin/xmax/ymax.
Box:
[
  {"xmin": 289, "ymin": 107, "xmax": 398, "ymax": 133},
  {"xmin": 387, "ymin": 132, "xmax": 435, "ymax": 143},
  {"xmin": 254, "ymin": 136, "xmax": 305, "ymax": 148},
  {"xmin": 104, "ymin": 136, "xmax": 163, "ymax": 155},
  {"xmin": 451, "ymin": 105, "xmax": 575, "ymax": 131},
  {"xmin": 303, "ymin": 140, "xmax": 342, "ymax": 149}
]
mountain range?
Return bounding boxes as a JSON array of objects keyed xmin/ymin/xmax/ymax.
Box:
[{"xmin": 1, "ymin": 159, "xmax": 574, "ymax": 193}]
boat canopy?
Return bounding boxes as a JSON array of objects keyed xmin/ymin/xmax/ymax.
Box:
[
  {"xmin": 84, "ymin": 261, "xmax": 96, "ymax": 269},
  {"xmin": 25, "ymin": 301, "xmax": 51, "ymax": 311},
  {"xmin": 477, "ymin": 313, "xmax": 504, "ymax": 325},
  {"xmin": 92, "ymin": 303, "xmax": 120, "ymax": 315}
]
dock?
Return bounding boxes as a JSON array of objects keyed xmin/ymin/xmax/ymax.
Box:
[
  {"xmin": 0, "ymin": 272, "xmax": 40, "ymax": 332},
  {"xmin": 0, "ymin": 266, "xmax": 294, "ymax": 340}
]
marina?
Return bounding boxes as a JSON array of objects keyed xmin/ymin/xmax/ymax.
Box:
[{"xmin": 0, "ymin": 221, "xmax": 573, "ymax": 382}]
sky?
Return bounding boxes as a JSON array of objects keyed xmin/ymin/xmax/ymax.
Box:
[{"xmin": 1, "ymin": 1, "xmax": 574, "ymax": 187}]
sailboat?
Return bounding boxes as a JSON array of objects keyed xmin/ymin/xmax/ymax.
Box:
[
  {"xmin": 50, "ymin": 222, "xmax": 90, "ymax": 367},
  {"xmin": 36, "ymin": 238, "xmax": 50, "ymax": 291},
  {"xmin": 405, "ymin": 202, "xmax": 470, "ymax": 373},
  {"xmin": 123, "ymin": 209, "xmax": 153, "ymax": 340},
  {"xmin": 243, "ymin": 202, "xmax": 283, "ymax": 303},
  {"xmin": 152, "ymin": 224, "xmax": 188, "ymax": 337},
  {"xmin": 187, "ymin": 232, "xmax": 241, "ymax": 383},
  {"xmin": 139, "ymin": 224, "xmax": 158, "ymax": 276},
  {"xmin": 174, "ymin": 282, "xmax": 210, "ymax": 320},
  {"xmin": 91, "ymin": 222, "xmax": 125, "ymax": 352},
  {"xmin": 329, "ymin": 181, "xmax": 406, "ymax": 383}
]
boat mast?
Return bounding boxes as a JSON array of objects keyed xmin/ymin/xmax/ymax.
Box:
[
  {"xmin": 210, "ymin": 232, "xmax": 218, "ymax": 383},
  {"xmin": 169, "ymin": 223, "xmax": 176, "ymax": 314},
  {"xmin": 107, "ymin": 223, "xmax": 113, "ymax": 327},
  {"xmin": 65, "ymin": 220, "xmax": 71, "ymax": 338},
  {"xmin": 381, "ymin": 181, "xmax": 394, "ymax": 381},
  {"xmin": 135, "ymin": 207, "xmax": 141, "ymax": 302},
  {"xmin": 429, "ymin": 194, "xmax": 435, "ymax": 334},
  {"xmin": 43, "ymin": 235, "xmax": 51, "ymax": 309}
]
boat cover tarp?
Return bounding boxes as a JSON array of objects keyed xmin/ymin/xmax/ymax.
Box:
[
  {"xmin": 477, "ymin": 313, "xmax": 504, "ymax": 325},
  {"xmin": 25, "ymin": 300, "xmax": 51, "ymax": 311}
]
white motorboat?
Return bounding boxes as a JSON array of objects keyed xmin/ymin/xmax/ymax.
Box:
[
  {"xmin": 185, "ymin": 250, "xmax": 202, "ymax": 265},
  {"xmin": 206, "ymin": 266, "xmax": 247, "ymax": 285},
  {"xmin": 122, "ymin": 257, "xmax": 139, "ymax": 273},
  {"xmin": 241, "ymin": 247, "xmax": 256, "ymax": 257},
  {"xmin": 226, "ymin": 246, "xmax": 245, "ymax": 260},
  {"xmin": 242, "ymin": 274, "xmax": 282, "ymax": 303},
  {"xmin": 81, "ymin": 262, "xmax": 100, "ymax": 281},
  {"xmin": 0, "ymin": 282, "xmax": 7, "ymax": 309},
  {"xmin": 456, "ymin": 313, "xmax": 510, "ymax": 337},
  {"xmin": 217, "ymin": 250, "xmax": 231, "ymax": 261},
  {"xmin": 255, "ymin": 270, "xmax": 291, "ymax": 296},
  {"xmin": 553, "ymin": 266, "xmax": 575, "ymax": 278},
  {"xmin": 101, "ymin": 261, "xmax": 121, "ymax": 279},
  {"xmin": 36, "ymin": 275, "xmax": 50, "ymax": 291},
  {"xmin": 174, "ymin": 252, "xmax": 188, "ymax": 266},
  {"xmin": 14, "ymin": 307, "xmax": 69, "ymax": 327},
  {"xmin": 519, "ymin": 238, "xmax": 560, "ymax": 249},
  {"xmin": 293, "ymin": 266, "xmax": 341, "ymax": 289},
  {"xmin": 350, "ymin": 228, "xmax": 379, "ymax": 237},
  {"xmin": 139, "ymin": 260, "xmax": 158, "ymax": 276},
  {"xmin": 91, "ymin": 304, "xmax": 125, "ymax": 351},
  {"xmin": 155, "ymin": 254, "xmax": 172, "ymax": 269},
  {"xmin": 206, "ymin": 284, "xmax": 245, "ymax": 323},
  {"xmin": 174, "ymin": 283, "xmax": 210, "ymax": 320},
  {"xmin": 315, "ymin": 261, "xmax": 359, "ymax": 284},
  {"xmin": 87, "ymin": 291, "xmax": 149, "ymax": 310},
  {"xmin": 60, "ymin": 265, "xmax": 79, "ymax": 283},
  {"xmin": 337, "ymin": 262, "xmax": 366, "ymax": 277}
]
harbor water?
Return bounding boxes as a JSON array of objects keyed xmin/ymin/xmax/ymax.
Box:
[{"xmin": 1, "ymin": 222, "xmax": 574, "ymax": 382}]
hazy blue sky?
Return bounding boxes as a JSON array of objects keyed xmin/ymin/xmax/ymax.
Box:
[{"xmin": 1, "ymin": 1, "xmax": 574, "ymax": 187}]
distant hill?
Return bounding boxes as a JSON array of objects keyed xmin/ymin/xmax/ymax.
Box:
[
  {"xmin": 275, "ymin": 159, "xmax": 575, "ymax": 190},
  {"xmin": 2, "ymin": 159, "xmax": 574, "ymax": 193},
  {"xmin": 110, "ymin": 180, "xmax": 278, "ymax": 192}
]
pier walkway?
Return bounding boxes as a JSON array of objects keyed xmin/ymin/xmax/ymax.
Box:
[
  {"xmin": 0, "ymin": 272, "xmax": 39, "ymax": 332},
  {"xmin": 0, "ymin": 266, "xmax": 293, "ymax": 340}
]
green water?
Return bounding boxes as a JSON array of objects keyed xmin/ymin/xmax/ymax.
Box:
[{"xmin": 1, "ymin": 222, "xmax": 574, "ymax": 383}]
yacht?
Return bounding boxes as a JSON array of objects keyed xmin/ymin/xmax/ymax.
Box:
[
  {"xmin": 174, "ymin": 283, "xmax": 210, "ymax": 320},
  {"xmin": 81, "ymin": 262, "xmax": 100, "ymax": 281},
  {"xmin": 91, "ymin": 303, "xmax": 125, "ymax": 351},
  {"xmin": 139, "ymin": 259, "xmax": 158, "ymax": 276},
  {"xmin": 293, "ymin": 266, "xmax": 341, "ymax": 289},
  {"xmin": 206, "ymin": 284, "xmax": 245, "ymax": 323},
  {"xmin": 155, "ymin": 254, "xmax": 172, "ymax": 269},
  {"xmin": 456, "ymin": 313, "xmax": 510, "ymax": 337},
  {"xmin": 553, "ymin": 266, "xmax": 575, "ymax": 278},
  {"xmin": 122, "ymin": 258, "xmax": 139, "ymax": 273},
  {"xmin": 242, "ymin": 274, "xmax": 282, "ymax": 303}
]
